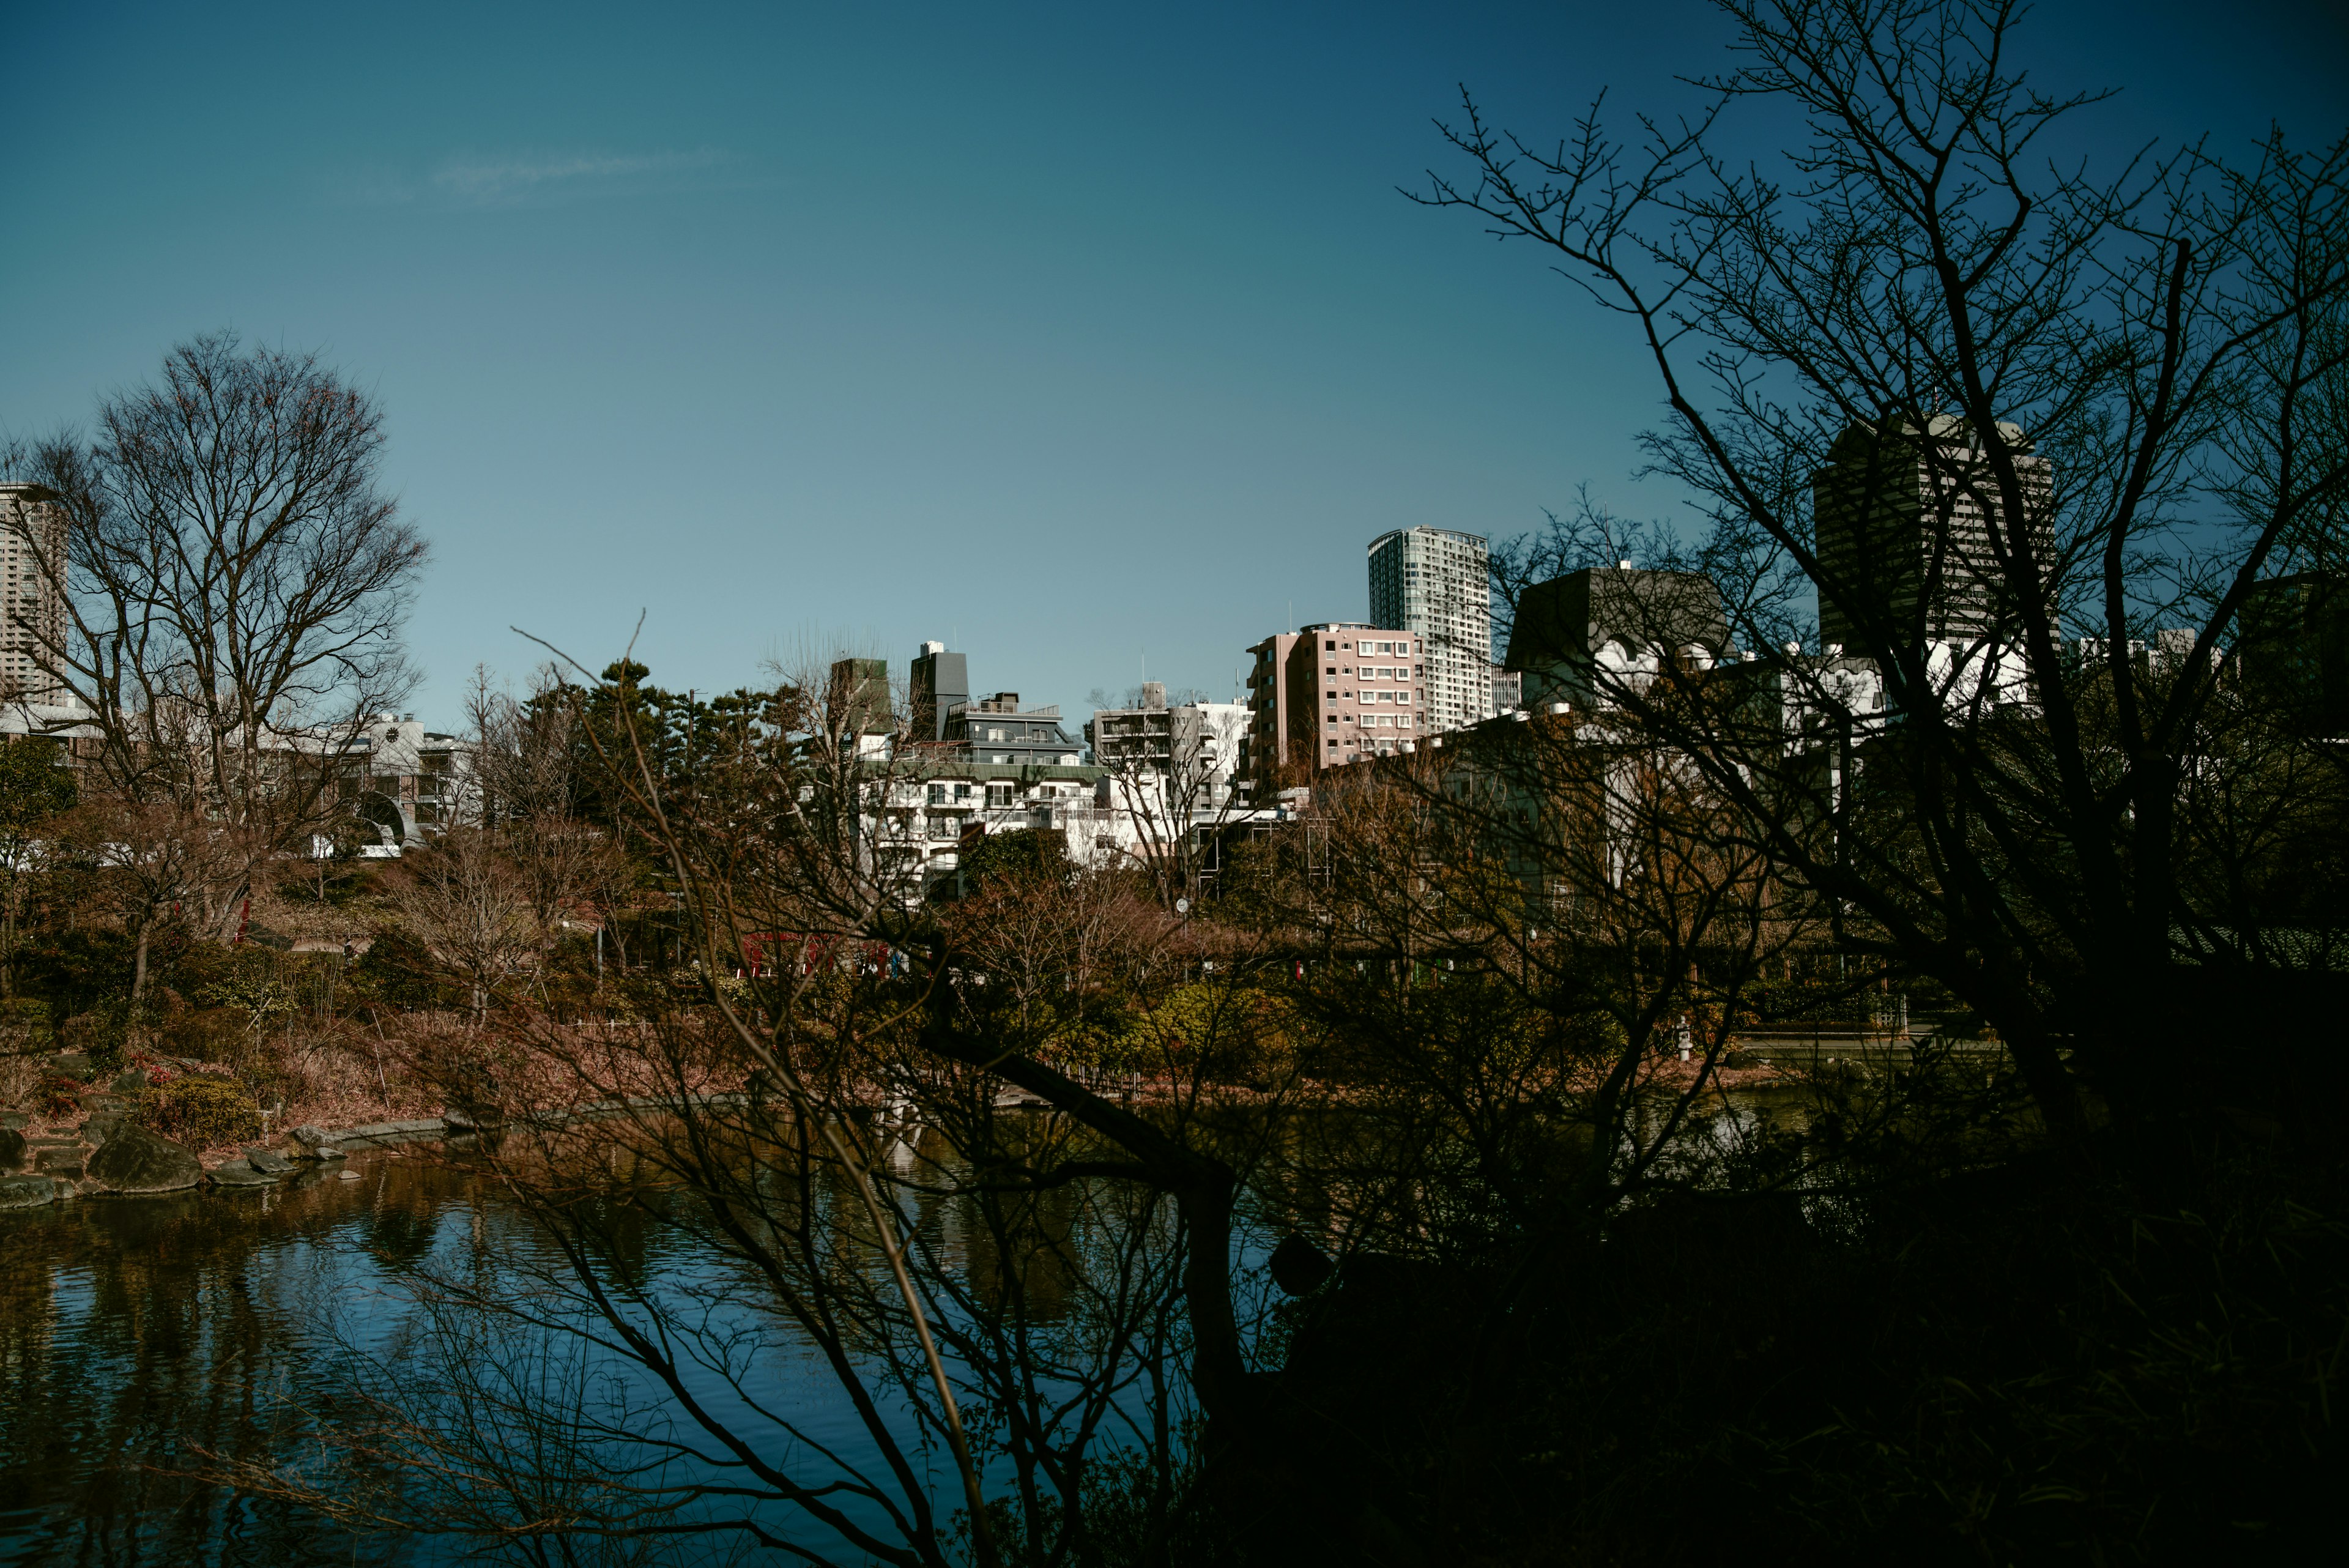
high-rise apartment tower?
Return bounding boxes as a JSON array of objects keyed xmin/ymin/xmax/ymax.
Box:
[
  {"xmin": 0, "ymin": 484, "xmax": 66, "ymax": 705},
  {"xmin": 1813, "ymin": 417, "xmax": 2055, "ymax": 656},
  {"xmin": 1368, "ymin": 527, "xmax": 1493, "ymax": 734}
]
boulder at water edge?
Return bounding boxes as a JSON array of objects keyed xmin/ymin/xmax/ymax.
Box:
[
  {"xmin": 84, "ymin": 1124, "xmax": 202, "ymax": 1194},
  {"xmin": 284, "ymin": 1124, "xmax": 343, "ymax": 1156},
  {"xmin": 0, "ymin": 1174, "xmax": 58, "ymax": 1208},
  {"xmin": 0, "ymin": 1128, "xmax": 26, "ymax": 1172},
  {"xmin": 242, "ymin": 1146, "xmax": 295, "ymax": 1175},
  {"xmin": 207, "ymin": 1164, "xmax": 275, "ymax": 1187}
]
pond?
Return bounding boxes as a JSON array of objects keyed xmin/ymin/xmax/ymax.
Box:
[{"xmin": 0, "ymin": 1141, "xmax": 992, "ymax": 1567}]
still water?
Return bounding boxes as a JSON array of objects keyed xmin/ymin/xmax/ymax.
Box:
[
  {"xmin": 0, "ymin": 1146, "xmax": 964, "ymax": 1567},
  {"xmin": 0, "ymin": 1093, "xmax": 1807, "ymax": 1566}
]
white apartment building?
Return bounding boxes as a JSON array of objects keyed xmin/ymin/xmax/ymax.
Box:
[
  {"xmin": 1368, "ymin": 526, "xmax": 1493, "ymax": 735},
  {"xmin": 0, "ymin": 484, "xmax": 66, "ymax": 704}
]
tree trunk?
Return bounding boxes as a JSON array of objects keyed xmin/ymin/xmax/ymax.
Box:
[{"xmin": 130, "ymin": 915, "xmax": 155, "ymax": 1007}]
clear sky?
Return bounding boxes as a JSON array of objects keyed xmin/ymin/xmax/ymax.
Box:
[{"xmin": 5, "ymin": 1, "xmax": 2343, "ymax": 724}]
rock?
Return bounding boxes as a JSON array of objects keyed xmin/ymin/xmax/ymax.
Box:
[
  {"xmin": 84, "ymin": 1124, "xmax": 202, "ymax": 1194},
  {"xmin": 285, "ymin": 1124, "xmax": 343, "ymax": 1156},
  {"xmin": 108, "ymin": 1068, "xmax": 150, "ymax": 1095},
  {"xmin": 33, "ymin": 1147, "xmax": 85, "ymax": 1180},
  {"xmin": 0, "ymin": 1128, "xmax": 24, "ymax": 1171},
  {"xmin": 207, "ymin": 1164, "xmax": 275, "ymax": 1187},
  {"xmin": 313, "ymin": 1143, "xmax": 347, "ymax": 1161},
  {"xmin": 242, "ymin": 1147, "xmax": 295, "ymax": 1175},
  {"xmin": 46, "ymin": 1052, "xmax": 96, "ymax": 1080},
  {"xmin": 0, "ymin": 1175, "xmax": 57, "ymax": 1209},
  {"xmin": 0, "ymin": 1110, "xmax": 28, "ymax": 1129},
  {"xmin": 335, "ymin": 1168, "xmax": 361, "ymax": 1181}
]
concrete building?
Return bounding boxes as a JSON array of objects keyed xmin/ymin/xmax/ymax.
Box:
[
  {"xmin": 0, "ymin": 698, "xmax": 477, "ymax": 852},
  {"xmin": 828, "ymin": 657, "xmax": 894, "ymax": 746},
  {"xmin": 910, "ymin": 641, "xmax": 970, "ymax": 742},
  {"xmin": 0, "ymin": 484, "xmax": 66, "ymax": 705},
  {"xmin": 1813, "ymin": 417, "xmax": 2054, "ymax": 708},
  {"xmin": 2238, "ymin": 574, "xmax": 2348, "ymax": 738},
  {"xmin": 1504, "ymin": 565, "xmax": 1729, "ymax": 712},
  {"xmin": 1087, "ymin": 683, "xmax": 1247, "ymax": 785},
  {"xmin": 1287, "ymin": 622, "xmax": 1427, "ymax": 768},
  {"xmin": 1242, "ymin": 631, "xmax": 1302, "ymax": 788},
  {"xmin": 861, "ymin": 758, "xmax": 1110, "ymax": 902},
  {"xmin": 1368, "ymin": 526, "xmax": 1494, "ymax": 734},
  {"xmin": 339, "ymin": 712, "xmax": 478, "ymax": 845},
  {"xmin": 943, "ymin": 694, "xmax": 1084, "ymax": 768}
]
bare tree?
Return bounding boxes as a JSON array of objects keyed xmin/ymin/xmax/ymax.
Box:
[
  {"xmin": 5, "ymin": 332, "xmax": 428, "ymax": 942},
  {"xmin": 388, "ymin": 828, "xmax": 546, "ymax": 1020},
  {"xmin": 1416, "ymin": 0, "xmax": 2349, "ymax": 1155},
  {"xmin": 64, "ymin": 795, "xmax": 256, "ymax": 1004}
]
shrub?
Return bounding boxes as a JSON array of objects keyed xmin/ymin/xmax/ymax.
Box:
[
  {"xmin": 58, "ymin": 1005, "xmax": 133, "ymax": 1076},
  {"xmin": 0, "ymin": 1001, "xmax": 53, "ymax": 1109},
  {"xmin": 349, "ymin": 929, "xmax": 456, "ymax": 1009},
  {"xmin": 37, "ymin": 1072, "xmax": 84, "ymax": 1120},
  {"xmin": 0, "ymin": 997, "xmax": 53, "ymax": 1040},
  {"xmin": 136, "ymin": 1074, "xmax": 263, "ymax": 1148}
]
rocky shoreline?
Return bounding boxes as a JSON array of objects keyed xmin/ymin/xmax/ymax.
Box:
[
  {"xmin": 0, "ymin": 1109, "xmax": 440, "ymax": 1208},
  {"xmin": 0, "ymin": 1092, "xmax": 772, "ymax": 1210}
]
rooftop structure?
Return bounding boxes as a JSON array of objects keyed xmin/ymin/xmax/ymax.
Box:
[
  {"xmin": 910, "ymin": 641, "xmax": 969, "ymax": 742},
  {"xmin": 943, "ymin": 693, "xmax": 1083, "ymax": 768}
]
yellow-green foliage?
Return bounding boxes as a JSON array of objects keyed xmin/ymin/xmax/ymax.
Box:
[
  {"xmin": 1110, "ymin": 981, "xmax": 1299, "ymax": 1078},
  {"xmin": 136, "ymin": 1074, "xmax": 264, "ymax": 1148}
]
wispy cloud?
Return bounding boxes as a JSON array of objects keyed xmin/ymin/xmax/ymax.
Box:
[
  {"xmin": 431, "ymin": 148, "xmax": 728, "ymax": 206},
  {"xmin": 332, "ymin": 147, "xmax": 733, "ymax": 209}
]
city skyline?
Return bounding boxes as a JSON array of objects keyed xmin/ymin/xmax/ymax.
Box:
[{"xmin": 2, "ymin": 1, "xmax": 2339, "ymax": 725}]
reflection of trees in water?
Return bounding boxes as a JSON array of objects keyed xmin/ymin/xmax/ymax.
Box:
[{"xmin": 0, "ymin": 1167, "xmax": 473, "ymax": 1567}]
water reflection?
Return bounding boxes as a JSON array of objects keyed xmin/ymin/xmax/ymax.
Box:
[
  {"xmin": 0, "ymin": 1159, "xmax": 459, "ymax": 1567},
  {"xmin": 0, "ymin": 1126, "xmax": 1157, "ymax": 1567}
]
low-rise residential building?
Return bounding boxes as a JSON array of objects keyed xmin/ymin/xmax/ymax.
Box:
[
  {"xmin": 344, "ymin": 713, "xmax": 479, "ymax": 844},
  {"xmin": 0, "ymin": 700, "xmax": 476, "ymax": 851},
  {"xmin": 863, "ymin": 759, "xmax": 1110, "ymax": 900},
  {"xmin": 1086, "ymin": 683, "xmax": 1248, "ymax": 795}
]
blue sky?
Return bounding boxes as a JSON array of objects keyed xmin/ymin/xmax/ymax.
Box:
[{"xmin": 4, "ymin": 1, "xmax": 2343, "ymax": 723}]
